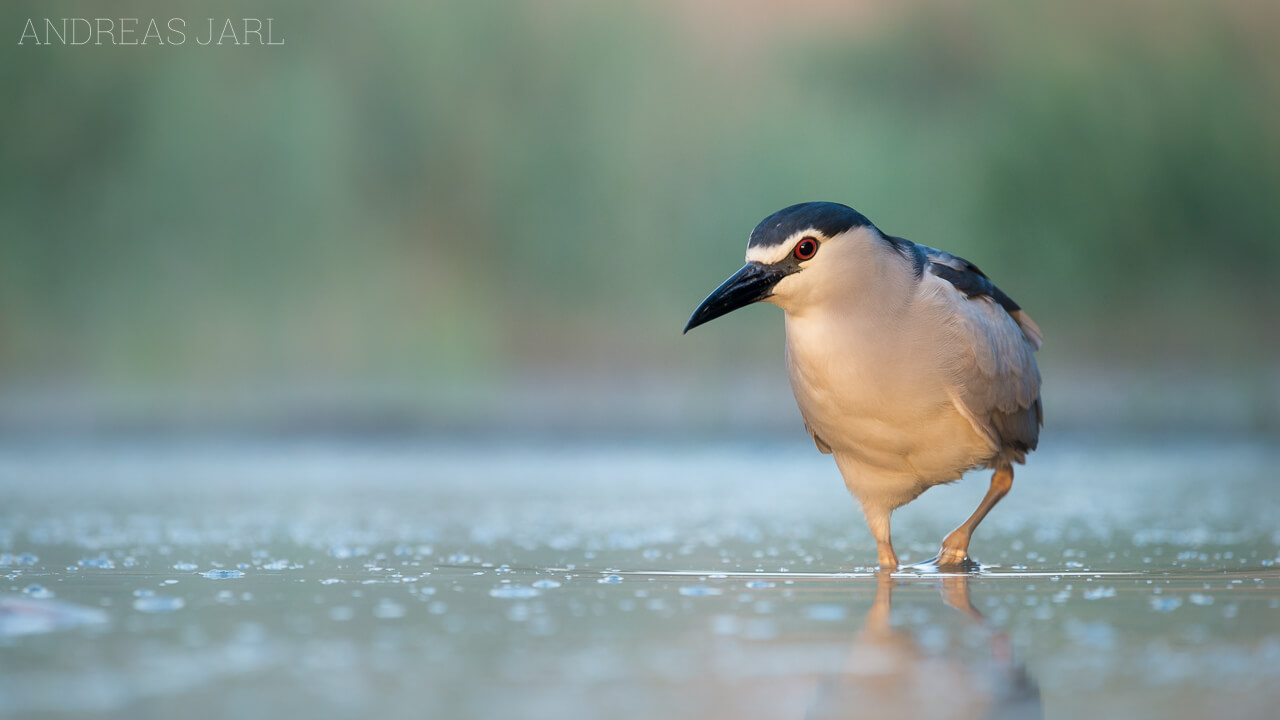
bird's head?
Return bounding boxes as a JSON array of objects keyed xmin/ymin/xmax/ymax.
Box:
[{"xmin": 683, "ymin": 201, "xmax": 883, "ymax": 333}]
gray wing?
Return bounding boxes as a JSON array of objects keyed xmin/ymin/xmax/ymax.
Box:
[{"xmin": 919, "ymin": 244, "xmax": 1044, "ymax": 462}]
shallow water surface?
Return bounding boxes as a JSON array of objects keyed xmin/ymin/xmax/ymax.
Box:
[{"xmin": 1, "ymin": 437, "xmax": 1278, "ymax": 719}]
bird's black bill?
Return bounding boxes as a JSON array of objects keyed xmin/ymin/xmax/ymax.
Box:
[{"xmin": 683, "ymin": 262, "xmax": 787, "ymax": 334}]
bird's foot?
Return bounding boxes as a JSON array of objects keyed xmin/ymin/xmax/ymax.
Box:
[
  {"xmin": 908, "ymin": 554, "xmax": 984, "ymax": 573},
  {"xmin": 936, "ymin": 546, "xmax": 971, "ymax": 566},
  {"xmin": 875, "ymin": 554, "xmax": 900, "ymax": 574}
]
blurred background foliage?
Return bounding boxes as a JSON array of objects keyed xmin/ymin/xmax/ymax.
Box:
[{"xmin": 1, "ymin": 0, "xmax": 1277, "ymax": 435}]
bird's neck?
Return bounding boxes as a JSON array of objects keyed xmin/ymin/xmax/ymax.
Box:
[
  {"xmin": 785, "ymin": 239, "xmax": 919, "ymax": 327},
  {"xmin": 781, "ymin": 239, "xmax": 924, "ymax": 396}
]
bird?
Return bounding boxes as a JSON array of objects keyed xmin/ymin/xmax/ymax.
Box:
[{"xmin": 684, "ymin": 202, "xmax": 1042, "ymax": 571}]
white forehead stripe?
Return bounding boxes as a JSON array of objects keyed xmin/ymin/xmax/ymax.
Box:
[{"xmin": 745, "ymin": 230, "xmax": 816, "ymax": 264}]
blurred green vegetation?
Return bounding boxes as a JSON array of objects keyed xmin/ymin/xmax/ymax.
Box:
[{"xmin": 0, "ymin": 0, "xmax": 1277, "ymax": 428}]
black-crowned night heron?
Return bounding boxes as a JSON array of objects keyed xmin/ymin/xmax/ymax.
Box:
[{"xmin": 684, "ymin": 202, "xmax": 1043, "ymax": 570}]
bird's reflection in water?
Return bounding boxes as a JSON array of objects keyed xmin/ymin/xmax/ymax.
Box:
[{"xmin": 807, "ymin": 576, "xmax": 1042, "ymax": 720}]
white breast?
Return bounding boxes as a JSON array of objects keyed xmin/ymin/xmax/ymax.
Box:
[{"xmin": 782, "ymin": 283, "xmax": 995, "ymax": 510}]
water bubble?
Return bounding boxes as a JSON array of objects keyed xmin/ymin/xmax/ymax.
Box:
[
  {"xmin": 23, "ymin": 584, "xmax": 53, "ymax": 599},
  {"xmin": 679, "ymin": 586, "xmax": 722, "ymax": 597},
  {"xmin": 489, "ymin": 586, "xmax": 541, "ymax": 599},
  {"xmin": 373, "ymin": 599, "xmax": 407, "ymax": 619},
  {"xmin": 743, "ymin": 618, "xmax": 779, "ymax": 640},
  {"xmin": 1149, "ymin": 596, "xmax": 1183, "ymax": 612},
  {"xmin": 133, "ymin": 596, "xmax": 185, "ymax": 613},
  {"xmin": 320, "ymin": 578, "xmax": 345, "ymax": 585},
  {"xmin": 329, "ymin": 606, "xmax": 354, "ymax": 622},
  {"xmin": 1064, "ymin": 618, "xmax": 1116, "ymax": 649},
  {"xmin": 0, "ymin": 553, "xmax": 39, "ymax": 567},
  {"xmin": 78, "ymin": 556, "xmax": 115, "ymax": 570},
  {"xmin": 744, "ymin": 580, "xmax": 775, "ymax": 589},
  {"xmin": 528, "ymin": 615, "xmax": 556, "ymax": 636},
  {"xmin": 710, "ymin": 614, "xmax": 740, "ymax": 635},
  {"xmin": 598, "ymin": 575, "xmax": 623, "ymax": 585},
  {"xmin": 133, "ymin": 589, "xmax": 155, "ymax": 597},
  {"xmin": 172, "ymin": 562, "xmax": 198, "ymax": 571},
  {"xmin": 1083, "ymin": 587, "xmax": 1116, "ymax": 600},
  {"xmin": 201, "ymin": 569, "xmax": 245, "ymax": 580},
  {"xmin": 1189, "ymin": 593, "xmax": 1214, "ymax": 606},
  {"xmin": 806, "ymin": 604, "xmax": 848, "ymax": 622},
  {"xmin": 532, "ymin": 579, "xmax": 561, "ymax": 590}
]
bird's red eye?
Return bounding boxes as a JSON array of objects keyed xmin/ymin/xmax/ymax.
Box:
[{"xmin": 794, "ymin": 237, "xmax": 818, "ymax": 260}]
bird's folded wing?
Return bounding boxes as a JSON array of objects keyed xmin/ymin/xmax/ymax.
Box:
[
  {"xmin": 923, "ymin": 253, "xmax": 1043, "ymax": 457},
  {"xmin": 804, "ymin": 420, "xmax": 833, "ymax": 454}
]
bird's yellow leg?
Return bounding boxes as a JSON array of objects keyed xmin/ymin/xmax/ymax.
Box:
[
  {"xmin": 937, "ymin": 466, "xmax": 1014, "ymax": 566},
  {"xmin": 864, "ymin": 505, "xmax": 899, "ymax": 571}
]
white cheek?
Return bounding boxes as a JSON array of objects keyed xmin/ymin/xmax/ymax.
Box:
[{"xmin": 766, "ymin": 272, "xmax": 805, "ymax": 308}]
